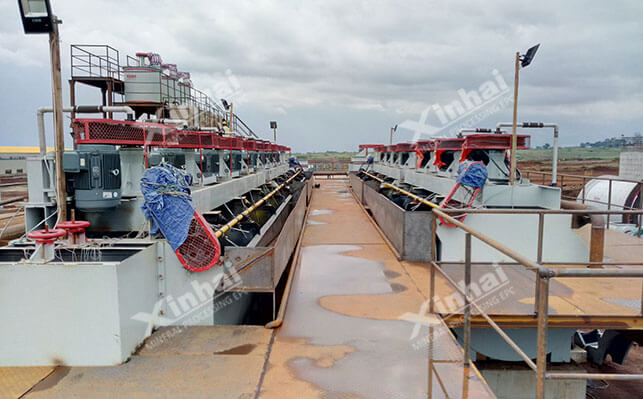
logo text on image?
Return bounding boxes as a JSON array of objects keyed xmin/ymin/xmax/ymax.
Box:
[
  {"xmin": 400, "ymin": 263, "xmax": 510, "ymax": 340},
  {"xmin": 398, "ymin": 69, "xmax": 511, "ymax": 141},
  {"xmin": 131, "ymin": 265, "xmax": 243, "ymax": 336}
]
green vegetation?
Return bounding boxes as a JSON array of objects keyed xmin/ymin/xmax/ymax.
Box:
[
  {"xmin": 292, "ymin": 147, "xmax": 624, "ymax": 163},
  {"xmin": 292, "ymin": 151, "xmax": 356, "ymax": 161},
  {"xmin": 517, "ymin": 147, "xmax": 624, "ymax": 162}
]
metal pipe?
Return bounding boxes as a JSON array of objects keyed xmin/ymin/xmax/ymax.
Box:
[
  {"xmin": 552, "ymin": 268, "xmax": 643, "ymax": 278},
  {"xmin": 37, "ymin": 105, "xmax": 136, "ymax": 155},
  {"xmin": 429, "ymin": 213, "xmax": 437, "ymax": 313},
  {"xmin": 158, "ymin": 119, "xmax": 189, "ymax": 128},
  {"xmin": 439, "ymin": 208, "xmax": 643, "ymax": 215},
  {"xmin": 463, "ymin": 233, "xmax": 472, "ymax": 364},
  {"xmin": 215, "ymin": 170, "xmax": 302, "ymax": 238},
  {"xmin": 361, "ymin": 171, "xmax": 440, "ymax": 210},
  {"xmin": 431, "ymin": 261, "xmax": 539, "ymax": 372},
  {"xmin": 0, "ymin": 196, "xmax": 25, "ymax": 207},
  {"xmin": 497, "ymin": 122, "xmax": 559, "ymax": 186},
  {"xmin": 546, "ymin": 372, "xmax": 643, "ymax": 381},
  {"xmin": 560, "ymin": 199, "xmax": 605, "ymax": 266},
  {"xmin": 536, "ymin": 276, "xmax": 550, "ymax": 399}
]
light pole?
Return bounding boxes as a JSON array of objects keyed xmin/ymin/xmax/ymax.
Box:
[
  {"xmin": 509, "ymin": 43, "xmax": 540, "ymax": 185},
  {"xmin": 18, "ymin": 0, "xmax": 67, "ymax": 221},
  {"xmin": 270, "ymin": 121, "xmax": 277, "ymax": 143},
  {"xmin": 389, "ymin": 124, "xmax": 398, "ymax": 145}
]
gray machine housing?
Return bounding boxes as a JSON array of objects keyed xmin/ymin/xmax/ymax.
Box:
[{"xmin": 62, "ymin": 144, "xmax": 122, "ymax": 211}]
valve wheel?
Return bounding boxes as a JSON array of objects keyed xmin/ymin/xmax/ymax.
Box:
[
  {"xmin": 57, "ymin": 220, "xmax": 91, "ymax": 233},
  {"xmin": 28, "ymin": 228, "xmax": 66, "ymax": 242}
]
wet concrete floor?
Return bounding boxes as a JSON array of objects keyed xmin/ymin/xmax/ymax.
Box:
[{"xmin": 258, "ymin": 178, "xmax": 495, "ymax": 398}]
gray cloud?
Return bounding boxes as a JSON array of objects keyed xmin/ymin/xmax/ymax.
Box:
[{"xmin": 1, "ymin": 0, "xmax": 641, "ymax": 152}]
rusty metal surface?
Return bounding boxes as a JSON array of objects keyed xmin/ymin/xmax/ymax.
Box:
[
  {"xmin": 362, "ymin": 179, "xmax": 406, "ymax": 255},
  {"xmin": 360, "ymin": 179, "xmax": 435, "ymax": 261},
  {"xmin": 22, "ymin": 326, "xmax": 272, "ymax": 399},
  {"xmin": 348, "ymin": 172, "xmax": 364, "ymax": 203},
  {"xmin": 259, "ymin": 179, "xmax": 495, "ymax": 398},
  {"xmin": 272, "ymin": 180, "xmax": 309, "ymax": 286}
]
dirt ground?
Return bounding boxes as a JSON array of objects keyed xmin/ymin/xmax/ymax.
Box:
[
  {"xmin": 581, "ymin": 343, "xmax": 643, "ymax": 399},
  {"xmin": 518, "ymin": 159, "xmax": 620, "ymax": 200}
]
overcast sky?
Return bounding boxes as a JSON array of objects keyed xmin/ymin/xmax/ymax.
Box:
[{"xmin": 1, "ymin": 0, "xmax": 641, "ymax": 152}]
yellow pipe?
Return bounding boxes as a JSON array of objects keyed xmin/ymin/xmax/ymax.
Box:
[
  {"xmin": 361, "ymin": 170, "xmax": 440, "ymax": 210},
  {"xmin": 214, "ymin": 170, "xmax": 302, "ymax": 238}
]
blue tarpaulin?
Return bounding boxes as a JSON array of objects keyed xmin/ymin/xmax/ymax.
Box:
[
  {"xmin": 456, "ymin": 161, "xmax": 488, "ymax": 188},
  {"xmin": 140, "ymin": 163, "xmax": 194, "ymax": 250}
]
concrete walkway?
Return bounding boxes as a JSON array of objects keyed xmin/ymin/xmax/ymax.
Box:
[{"xmin": 258, "ymin": 178, "xmax": 494, "ymax": 398}]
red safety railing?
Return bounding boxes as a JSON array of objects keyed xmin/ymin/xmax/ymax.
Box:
[{"xmin": 72, "ymin": 119, "xmax": 287, "ymax": 152}]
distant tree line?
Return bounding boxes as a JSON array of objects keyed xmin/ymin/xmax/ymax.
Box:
[{"xmin": 579, "ymin": 133, "xmax": 642, "ymax": 148}]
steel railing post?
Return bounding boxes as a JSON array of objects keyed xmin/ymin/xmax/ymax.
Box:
[
  {"xmin": 430, "ymin": 212, "xmax": 437, "ymax": 313},
  {"xmin": 463, "ymin": 233, "xmax": 472, "ymax": 365},
  {"xmin": 607, "ymin": 179, "xmax": 612, "ymax": 229},
  {"xmin": 536, "ymin": 274, "xmax": 550, "ymax": 399},
  {"xmin": 537, "ymin": 213, "xmax": 544, "ymax": 264},
  {"xmin": 535, "ymin": 213, "xmax": 544, "ymax": 314},
  {"xmin": 638, "ymin": 182, "xmax": 642, "ymax": 236}
]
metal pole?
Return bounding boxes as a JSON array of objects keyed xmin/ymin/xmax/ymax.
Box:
[
  {"xmin": 607, "ymin": 179, "xmax": 612, "ymax": 229},
  {"xmin": 551, "ymin": 126, "xmax": 559, "ymax": 185},
  {"xmin": 582, "ymin": 176, "xmax": 586, "ymax": 204},
  {"xmin": 463, "ymin": 233, "xmax": 472, "ymax": 364},
  {"xmin": 215, "ymin": 170, "xmax": 301, "ymax": 237},
  {"xmin": 273, "ymin": 128, "xmax": 277, "ymax": 144},
  {"xmin": 536, "ymin": 275, "xmax": 550, "ymax": 399},
  {"xmin": 49, "ymin": 18, "xmax": 67, "ymax": 222},
  {"xmin": 389, "ymin": 127, "xmax": 393, "ymax": 145},
  {"xmin": 638, "ymin": 182, "xmax": 642, "ymax": 235},
  {"xmin": 535, "ymin": 213, "xmax": 544, "ymax": 314},
  {"xmin": 510, "ymin": 52, "xmax": 520, "ymax": 185},
  {"xmin": 537, "ymin": 213, "xmax": 544, "ymax": 264},
  {"xmin": 430, "ymin": 213, "xmax": 437, "ymax": 312}
]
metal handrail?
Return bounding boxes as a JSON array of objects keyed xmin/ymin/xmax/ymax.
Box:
[
  {"xmin": 524, "ymin": 169, "xmax": 643, "ymax": 185},
  {"xmin": 430, "ymin": 208, "xmax": 643, "ymax": 399},
  {"xmin": 71, "ymin": 45, "xmax": 121, "ymax": 80}
]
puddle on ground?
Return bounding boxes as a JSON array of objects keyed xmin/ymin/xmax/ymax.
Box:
[
  {"xmin": 30, "ymin": 366, "xmax": 70, "ymax": 392},
  {"xmin": 602, "ymin": 298, "xmax": 639, "ymax": 311},
  {"xmin": 310, "ymin": 209, "xmax": 333, "ymax": 216},
  {"xmin": 278, "ymin": 245, "xmax": 489, "ymax": 398},
  {"xmin": 213, "ymin": 344, "xmax": 256, "ymax": 355},
  {"xmin": 383, "ymin": 270, "xmax": 401, "ymax": 279},
  {"xmin": 307, "ymin": 219, "xmax": 327, "ymax": 225}
]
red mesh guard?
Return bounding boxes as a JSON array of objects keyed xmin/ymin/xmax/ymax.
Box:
[
  {"xmin": 174, "ymin": 211, "xmax": 221, "ymax": 272},
  {"xmin": 74, "ymin": 120, "xmax": 146, "ymax": 144}
]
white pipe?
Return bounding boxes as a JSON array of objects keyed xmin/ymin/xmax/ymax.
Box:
[
  {"xmin": 496, "ymin": 122, "xmax": 559, "ymax": 186},
  {"xmin": 37, "ymin": 105, "xmax": 137, "ymax": 155},
  {"xmin": 158, "ymin": 119, "xmax": 189, "ymax": 129},
  {"xmin": 550, "ymin": 124, "xmax": 559, "ymax": 185}
]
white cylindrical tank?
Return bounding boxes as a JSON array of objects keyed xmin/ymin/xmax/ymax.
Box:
[{"xmin": 577, "ymin": 175, "xmax": 641, "ymax": 224}]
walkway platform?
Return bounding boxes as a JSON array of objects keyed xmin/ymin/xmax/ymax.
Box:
[
  {"xmin": 2, "ymin": 178, "xmax": 494, "ymax": 398},
  {"xmin": 258, "ymin": 178, "xmax": 494, "ymax": 398}
]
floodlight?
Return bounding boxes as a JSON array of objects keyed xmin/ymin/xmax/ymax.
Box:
[
  {"xmin": 520, "ymin": 44, "xmax": 540, "ymax": 67},
  {"xmin": 17, "ymin": 0, "xmax": 54, "ymax": 34}
]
